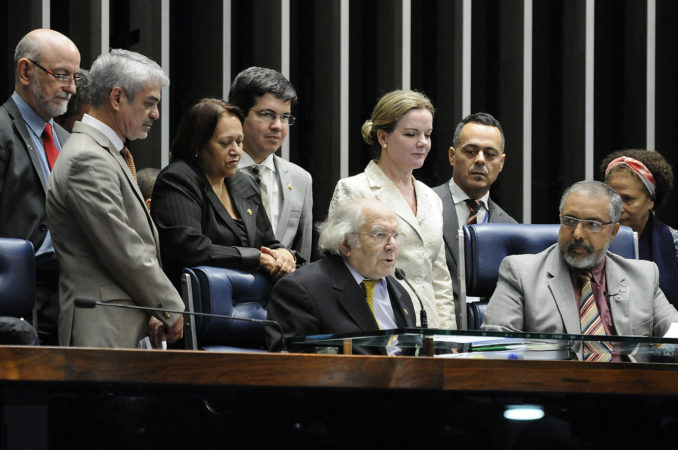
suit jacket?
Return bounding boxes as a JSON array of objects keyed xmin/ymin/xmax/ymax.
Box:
[
  {"xmin": 46, "ymin": 121, "xmax": 184, "ymax": 348},
  {"xmin": 0, "ymin": 97, "xmax": 69, "ymax": 252},
  {"xmin": 151, "ymin": 160, "xmax": 283, "ymax": 286},
  {"xmin": 271, "ymin": 155, "xmax": 313, "ymax": 262},
  {"xmin": 481, "ymin": 244, "xmax": 678, "ymax": 336},
  {"xmin": 433, "ymin": 181, "xmax": 517, "ymax": 327},
  {"xmin": 331, "ymin": 160, "xmax": 456, "ymax": 329},
  {"xmin": 266, "ymin": 255, "xmax": 416, "ymax": 354}
]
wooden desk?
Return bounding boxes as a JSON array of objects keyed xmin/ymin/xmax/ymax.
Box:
[
  {"xmin": 1, "ymin": 346, "xmax": 678, "ymax": 449},
  {"xmin": 2, "ymin": 345, "xmax": 678, "ymax": 395}
]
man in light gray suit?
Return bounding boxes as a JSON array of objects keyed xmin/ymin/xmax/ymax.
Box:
[
  {"xmin": 482, "ymin": 181, "xmax": 678, "ymax": 337},
  {"xmin": 229, "ymin": 67, "xmax": 313, "ymax": 263},
  {"xmin": 433, "ymin": 112, "xmax": 516, "ymax": 327},
  {"xmin": 47, "ymin": 50, "xmax": 184, "ymax": 348}
]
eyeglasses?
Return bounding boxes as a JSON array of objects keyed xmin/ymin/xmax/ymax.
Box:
[
  {"xmin": 29, "ymin": 59, "xmax": 81, "ymax": 85},
  {"xmin": 252, "ymin": 109, "xmax": 296, "ymax": 125},
  {"xmin": 559, "ymin": 215, "xmax": 612, "ymax": 233},
  {"xmin": 353, "ymin": 232, "xmax": 403, "ymax": 244}
]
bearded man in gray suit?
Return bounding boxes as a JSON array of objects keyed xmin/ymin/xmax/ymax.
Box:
[
  {"xmin": 482, "ymin": 181, "xmax": 678, "ymax": 337},
  {"xmin": 47, "ymin": 50, "xmax": 184, "ymax": 348},
  {"xmin": 433, "ymin": 112, "xmax": 516, "ymax": 327},
  {"xmin": 229, "ymin": 67, "xmax": 313, "ymax": 263}
]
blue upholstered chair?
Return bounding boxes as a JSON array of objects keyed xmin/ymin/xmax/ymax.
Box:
[
  {"xmin": 459, "ymin": 223, "xmax": 638, "ymax": 329},
  {"xmin": 0, "ymin": 238, "xmax": 39, "ymax": 344},
  {"xmin": 181, "ymin": 266, "xmax": 272, "ymax": 351}
]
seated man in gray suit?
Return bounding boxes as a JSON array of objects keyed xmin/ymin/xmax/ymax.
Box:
[
  {"xmin": 229, "ymin": 67, "xmax": 313, "ymax": 263},
  {"xmin": 482, "ymin": 180, "xmax": 678, "ymax": 340},
  {"xmin": 266, "ymin": 198, "xmax": 416, "ymax": 354},
  {"xmin": 433, "ymin": 112, "xmax": 516, "ymax": 327}
]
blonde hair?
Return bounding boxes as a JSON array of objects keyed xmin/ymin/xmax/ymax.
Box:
[{"xmin": 361, "ymin": 90, "xmax": 435, "ymax": 155}]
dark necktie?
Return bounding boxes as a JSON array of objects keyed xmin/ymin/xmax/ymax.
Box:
[
  {"xmin": 250, "ymin": 165, "xmax": 271, "ymax": 219},
  {"xmin": 42, "ymin": 122, "xmax": 59, "ymax": 170},
  {"xmin": 465, "ymin": 199, "xmax": 481, "ymax": 224}
]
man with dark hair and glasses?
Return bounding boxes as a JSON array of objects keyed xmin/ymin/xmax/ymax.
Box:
[
  {"xmin": 266, "ymin": 198, "xmax": 416, "ymax": 353},
  {"xmin": 482, "ymin": 180, "xmax": 678, "ymax": 337},
  {"xmin": 0, "ymin": 29, "xmax": 80, "ymax": 345},
  {"xmin": 229, "ymin": 66, "xmax": 313, "ymax": 263}
]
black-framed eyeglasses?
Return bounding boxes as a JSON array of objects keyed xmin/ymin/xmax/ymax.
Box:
[
  {"xmin": 252, "ymin": 109, "xmax": 296, "ymax": 125},
  {"xmin": 28, "ymin": 59, "xmax": 81, "ymax": 85},
  {"xmin": 352, "ymin": 232, "xmax": 403, "ymax": 244},
  {"xmin": 559, "ymin": 215, "xmax": 612, "ymax": 233}
]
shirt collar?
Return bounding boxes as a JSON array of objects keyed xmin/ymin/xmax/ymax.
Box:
[
  {"xmin": 344, "ymin": 260, "xmax": 387, "ymax": 288},
  {"xmin": 448, "ymin": 178, "xmax": 490, "ymax": 209},
  {"xmin": 81, "ymin": 114, "xmax": 125, "ymax": 151},
  {"xmin": 238, "ymin": 151, "xmax": 277, "ymax": 173},
  {"xmin": 12, "ymin": 91, "xmax": 52, "ymax": 138}
]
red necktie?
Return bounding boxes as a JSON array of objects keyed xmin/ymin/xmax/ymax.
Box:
[{"xmin": 42, "ymin": 122, "xmax": 59, "ymax": 170}]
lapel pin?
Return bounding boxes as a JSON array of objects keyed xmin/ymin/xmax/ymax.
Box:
[
  {"xmin": 403, "ymin": 308, "xmax": 409, "ymax": 315},
  {"xmin": 288, "ymin": 184, "xmax": 293, "ymax": 190},
  {"xmin": 246, "ymin": 209, "xmax": 252, "ymax": 216}
]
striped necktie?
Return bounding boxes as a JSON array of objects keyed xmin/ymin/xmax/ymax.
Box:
[
  {"xmin": 465, "ymin": 199, "xmax": 481, "ymax": 224},
  {"xmin": 250, "ymin": 165, "xmax": 271, "ymax": 219},
  {"xmin": 578, "ymin": 272, "xmax": 613, "ymax": 361}
]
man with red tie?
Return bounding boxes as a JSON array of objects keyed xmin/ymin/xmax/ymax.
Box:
[
  {"xmin": 433, "ymin": 112, "xmax": 517, "ymax": 328},
  {"xmin": 0, "ymin": 29, "xmax": 80, "ymax": 345}
]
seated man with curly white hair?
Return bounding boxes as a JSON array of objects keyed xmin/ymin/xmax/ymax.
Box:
[{"xmin": 266, "ymin": 197, "xmax": 416, "ymax": 353}]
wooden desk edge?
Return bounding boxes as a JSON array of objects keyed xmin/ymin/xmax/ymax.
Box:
[{"xmin": 1, "ymin": 346, "xmax": 677, "ymax": 396}]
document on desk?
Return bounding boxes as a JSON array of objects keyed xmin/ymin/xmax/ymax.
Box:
[{"xmin": 663, "ymin": 323, "xmax": 678, "ymax": 338}]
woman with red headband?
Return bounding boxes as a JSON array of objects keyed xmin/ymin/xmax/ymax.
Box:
[{"xmin": 600, "ymin": 149, "xmax": 678, "ymax": 307}]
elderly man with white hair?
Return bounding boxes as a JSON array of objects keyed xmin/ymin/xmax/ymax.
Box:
[{"xmin": 266, "ymin": 198, "xmax": 416, "ymax": 353}]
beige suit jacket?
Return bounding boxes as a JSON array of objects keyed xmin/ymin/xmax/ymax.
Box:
[
  {"xmin": 482, "ymin": 244, "xmax": 678, "ymax": 336},
  {"xmin": 330, "ymin": 160, "xmax": 456, "ymax": 329},
  {"xmin": 46, "ymin": 121, "xmax": 184, "ymax": 348}
]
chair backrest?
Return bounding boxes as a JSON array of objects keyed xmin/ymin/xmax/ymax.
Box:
[
  {"xmin": 181, "ymin": 266, "xmax": 272, "ymax": 350},
  {"xmin": 459, "ymin": 223, "xmax": 637, "ymax": 329},
  {"xmin": 0, "ymin": 238, "xmax": 35, "ymax": 320}
]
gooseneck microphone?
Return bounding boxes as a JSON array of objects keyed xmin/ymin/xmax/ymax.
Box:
[
  {"xmin": 394, "ymin": 268, "xmax": 428, "ymax": 328},
  {"xmin": 74, "ymin": 297, "xmax": 286, "ymax": 351}
]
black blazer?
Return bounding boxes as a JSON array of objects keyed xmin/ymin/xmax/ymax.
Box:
[
  {"xmin": 266, "ymin": 255, "xmax": 417, "ymax": 354},
  {"xmin": 0, "ymin": 97, "xmax": 69, "ymax": 255},
  {"xmin": 151, "ymin": 160, "xmax": 282, "ymax": 285}
]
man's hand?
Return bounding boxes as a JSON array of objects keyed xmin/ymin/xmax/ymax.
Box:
[{"xmin": 148, "ymin": 315, "xmax": 184, "ymax": 349}]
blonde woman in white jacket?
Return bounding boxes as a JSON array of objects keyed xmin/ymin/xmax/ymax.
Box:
[{"xmin": 329, "ymin": 90, "xmax": 456, "ymax": 329}]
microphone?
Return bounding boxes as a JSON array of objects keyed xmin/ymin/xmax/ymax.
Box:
[
  {"xmin": 394, "ymin": 268, "xmax": 428, "ymax": 328},
  {"xmin": 74, "ymin": 297, "xmax": 286, "ymax": 351}
]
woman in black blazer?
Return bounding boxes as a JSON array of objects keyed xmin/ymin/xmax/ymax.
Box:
[{"xmin": 151, "ymin": 98, "xmax": 296, "ymax": 286}]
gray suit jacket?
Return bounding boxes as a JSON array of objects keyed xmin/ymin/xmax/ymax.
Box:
[
  {"xmin": 482, "ymin": 244, "xmax": 678, "ymax": 336},
  {"xmin": 0, "ymin": 97, "xmax": 69, "ymax": 252},
  {"xmin": 272, "ymin": 155, "xmax": 313, "ymax": 262},
  {"xmin": 433, "ymin": 182, "xmax": 516, "ymax": 327},
  {"xmin": 46, "ymin": 121, "xmax": 184, "ymax": 348}
]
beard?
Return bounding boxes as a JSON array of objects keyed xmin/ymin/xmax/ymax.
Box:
[
  {"xmin": 559, "ymin": 238, "xmax": 609, "ymax": 270},
  {"xmin": 30, "ymin": 74, "xmax": 70, "ymax": 118}
]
